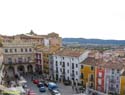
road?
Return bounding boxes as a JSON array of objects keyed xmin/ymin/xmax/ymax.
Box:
[{"xmin": 23, "ymin": 73, "xmax": 75, "ymax": 95}]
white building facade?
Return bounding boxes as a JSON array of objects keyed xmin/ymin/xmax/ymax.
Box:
[{"xmin": 53, "ymin": 48, "xmax": 90, "ymax": 83}]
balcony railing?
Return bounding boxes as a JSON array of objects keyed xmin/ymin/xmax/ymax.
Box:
[
  {"xmin": 98, "ymin": 75, "xmax": 102, "ymax": 78},
  {"xmin": 89, "ymin": 77, "xmax": 94, "ymax": 81},
  {"xmin": 62, "ymin": 65, "xmax": 65, "ymax": 67},
  {"xmin": 4, "ymin": 61, "xmax": 35, "ymax": 65},
  {"xmin": 110, "ymin": 79, "xmax": 116, "ymax": 83},
  {"xmin": 109, "ymin": 87, "xmax": 116, "ymax": 92},
  {"xmin": 62, "ymin": 71, "xmax": 65, "ymax": 75}
]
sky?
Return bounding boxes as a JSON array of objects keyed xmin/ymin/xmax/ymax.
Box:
[{"xmin": 0, "ymin": 0, "xmax": 125, "ymax": 40}]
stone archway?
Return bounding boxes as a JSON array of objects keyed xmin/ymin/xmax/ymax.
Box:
[
  {"xmin": 7, "ymin": 66, "xmax": 15, "ymax": 78},
  {"xmin": 17, "ymin": 65, "xmax": 25, "ymax": 75},
  {"xmin": 27, "ymin": 65, "xmax": 33, "ymax": 73}
]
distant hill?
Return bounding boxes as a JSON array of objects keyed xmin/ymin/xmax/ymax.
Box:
[{"xmin": 63, "ymin": 38, "xmax": 125, "ymax": 45}]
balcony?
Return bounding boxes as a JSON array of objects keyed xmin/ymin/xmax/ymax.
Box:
[
  {"xmin": 109, "ymin": 87, "xmax": 116, "ymax": 92},
  {"xmin": 62, "ymin": 71, "xmax": 65, "ymax": 75},
  {"xmin": 110, "ymin": 79, "xmax": 116, "ymax": 83},
  {"xmin": 98, "ymin": 75, "xmax": 103, "ymax": 78},
  {"xmin": 71, "ymin": 74, "xmax": 75, "ymax": 77},
  {"xmin": 62, "ymin": 65, "xmax": 65, "ymax": 68},
  {"xmin": 89, "ymin": 77, "xmax": 94, "ymax": 81}
]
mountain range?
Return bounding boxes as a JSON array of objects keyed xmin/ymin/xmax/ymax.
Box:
[{"xmin": 63, "ymin": 38, "xmax": 125, "ymax": 45}]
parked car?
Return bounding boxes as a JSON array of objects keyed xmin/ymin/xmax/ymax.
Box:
[
  {"xmin": 63, "ymin": 80, "xmax": 71, "ymax": 86},
  {"xmin": 37, "ymin": 82, "xmax": 44, "ymax": 88},
  {"xmin": 33, "ymin": 79, "xmax": 39, "ymax": 84},
  {"xmin": 39, "ymin": 86, "xmax": 46, "ymax": 92},
  {"xmin": 48, "ymin": 82, "xmax": 58, "ymax": 91},
  {"xmin": 27, "ymin": 89, "xmax": 36, "ymax": 95},
  {"xmin": 50, "ymin": 89, "xmax": 61, "ymax": 95}
]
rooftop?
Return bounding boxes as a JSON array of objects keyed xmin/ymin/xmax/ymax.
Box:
[
  {"xmin": 54, "ymin": 48, "xmax": 85, "ymax": 57},
  {"xmin": 81, "ymin": 57, "xmax": 102, "ymax": 66}
]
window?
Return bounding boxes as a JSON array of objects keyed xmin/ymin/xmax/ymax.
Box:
[
  {"xmin": 63, "ymin": 62, "xmax": 65, "ymax": 67},
  {"xmin": 67, "ymin": 77, "xmax": 69, "ymax": 80},
  {"xmin": 76, "ymin": 64, "xmax": 78, "ymax": 68},
  {"xmin": 112, "ymin": 69, "xmax": 114, "ymax": 74},
  {"xmin": 72, "ymin": 70, "xmax": 74, "ymax": 76},
  {"xmin": 117, "ymin": 69, "xmax": 119, "ymax": 73},
  {"xmin": 90, "ymin": 74, "xmax": 94, "ymax": 81},
  {"xmin": 56, "ymin": 67, "xmax": 58, "ymax": 73},
  {"xmin": 67, "ymin": 70, "xmax": 69, "ymax": 73},
  {"xmin": 25, "ymin": 48, "xmax": 27, "ymax": 52},
  {"xmin": 116, "ymin": 84, "xmax": 119, "ymax": 88},
  {"xmin": 56, "ymin": 61, "xmax": 58, "ymax": 64},
  {"xmin": 56, "ymin": 62, "xmax": 58, "ymax": 67},
  {"xmin": 91, "ymin": 66, "xmax": 94, "ymax": 70},
  {"xmin": 67, "ymin": 62, "xmax": 69, "ymax": 66},
  {"xmin": 15, "ymin": 49, "xmax": 17, "ymax": 52},
  {"xmin": 63, "ymin": 57, "xmax": 64, "ymax": 60},
  {"xmin": 81, "ymin": 73, "xmax": 84, "ymax": 79},
  {"xmin": 5, "ymin": 49, "xmax": 8, "ymax": 53},
  {"xmin": 29, "ymin": 48, "xmax": 32, "ymax": 52},
  {"xmin": 76, "ymin": 71, "xmax": 78, "ymax": 75},
  {"xmin": 90, "ymin": 83, "xmax": 94, "ymax": 88},
  {"xmin": 10, "ymin": 49, "xmax": 12, "ymax": 53},
  {"xmin": 72, "ymin": 63, "xmax": 74, "ymax": 69},
  {"xmin": 117, "ymin": 77, "xmax": 119, "ymax": 80},
  {"xmin": 98, "ymin": 72, "xmax": 102, "ymax": 78},
  {"xmin": 60, "ymin": 69, "xmax": 62, "ymax": 72},
  {"xmin": 18, "ymin": 57, "xmax": 22, "ymax": 63},
  {"xmin": 98, "ymin": 79, "xmax": 102, "ymax": 85},
  {"xmin": 81, "ymin": 65, "xmax": 84, "ymax": 69},
  {"xmin": 21, "ymin": 48, "xmax": 23, "ymax": 52},
  {"xmin": 72, "ymin": 58, "xmax": 74, "ymax": 60},
  {"xmin": 8, "ymin": 58, "xmax": 12, "ymax": 64},
  {"xmin": 81, "ymin": 81, "xmax": 83, "ymax": 85},
  {"xmin": 27, "ymin": 57, "xmax": 31, "ymax": 61},
  {"xmin": 60, "ymin": 62, "xmax": 62, "ymax": 65}
]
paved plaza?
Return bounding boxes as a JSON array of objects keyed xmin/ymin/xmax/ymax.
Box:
[{"xmin": 23, "ymin": 73, "xmax": 81, "ymax": 95}]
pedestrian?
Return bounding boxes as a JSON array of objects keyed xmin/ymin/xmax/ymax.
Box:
[
  {"xmin": 72, "ymin": 85, "xmax": 74, "ymax": 91},
  {"xmin": 31, "ymin": 76, "xmax": 33, "ymax": 80},
  {"xmin": 75, "ymin": 87, "xmax": 78, "ymax": 93}
]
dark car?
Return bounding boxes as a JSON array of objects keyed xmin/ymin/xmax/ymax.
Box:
[
  {"xmin": 63, "ymin": 80, "xmax": 71, "ymax": 86},
  {"xmin": 39, "ymin": 86, "xmax": 46, "ymax": 92},
  {"xmin": 37, "ymin": 82, "xmax": 44, "ymax": 88}
]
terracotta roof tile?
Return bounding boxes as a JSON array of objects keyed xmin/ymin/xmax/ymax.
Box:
[{"xmin": 55, "ymin": 48, "xmax": 85, "ymax": 57}]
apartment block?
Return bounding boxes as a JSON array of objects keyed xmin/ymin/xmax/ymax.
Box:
[{"xmin": 53, "ymin": 48, "xmax": 90, "ymax": 84}]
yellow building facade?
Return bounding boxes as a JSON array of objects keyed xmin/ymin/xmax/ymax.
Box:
[
  {"xmin": 120, "ymin": 71, "xmax": 125, "ymax": 95},
  {"xmin": 80, "ymin": 57, "xmax": 96, "ymax": 89}
]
